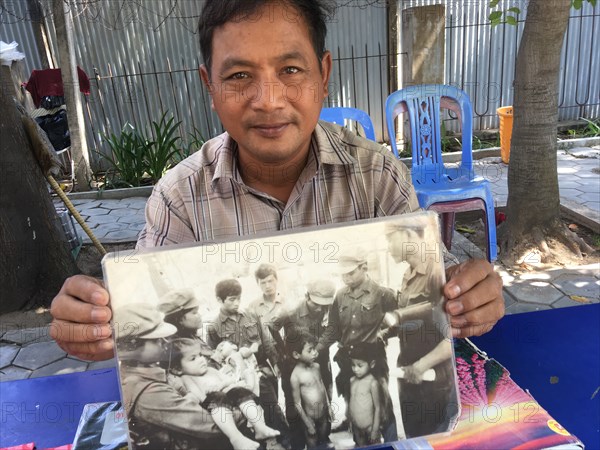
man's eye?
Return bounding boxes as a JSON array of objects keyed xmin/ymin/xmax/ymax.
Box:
[
  {"xmin": 228, "ymin": 72, "xmax": 249, "ymax": 80},
  {"xmin": 283, "ymin": 67, "xmax": 301, "ymax": 75}
]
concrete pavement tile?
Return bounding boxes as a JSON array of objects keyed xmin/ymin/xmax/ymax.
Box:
[
  {"xmin": 504, "ymin": 280, "xmax": 564, "ymax": 304},
  {"xmin": 107, "ymin": 202, "xmax": 136, "ymax": 210},
  {"xmin": 505, "ymin": 302, "xmax": 551, "ymax": 315},
  {"xmin": 31, "ymin": 358, "xmax": 89, "ymax": 378},
  {"xmin": 502, "ymin": 291, "xmax": 517, "ymax": 309},
  {"xmin": 576, "ymin": 172, "xmax": 600, "ymax": 178},
  {"xmin": 0, "ymin": 345, "xmax": 20, "ymax": 369},
  {"xmin": 109, "ymin": 208, "xmax": 139, "ymax": 217},
  {"xmin": 582, "ymin": 201, "xmax": 599, "ymax": 213},
  {"xmin": 86, "ymin": 210, "xmax": 115, "ymax": 224},
  {"xmin": 578, "ymin": 193, "xmax": 600, "ymax": 203},
  {"xmin": 559, "ymin": 188, "xmax": 585, "ymax": 198},
  {"xmin": 552, "ymin": 274, "xmax": 600, "ymax": 300},
  {"xmin": 77, "ymin": 200, "xmax": 103, "ymax": 209},
  {"xmin": 88, "ymin": 358, "xmax": 118, "ymax": 371},
  {"xmin": 103, "ymin": 230, "xmax": 141, "ymax": 242},
  {"xmin": 84, "ymin": 208, "xmax": 111, "ymax": 217},
  {"xmin": 13, "ymin": 341, "xmax": 67, "ymax": 370},
  {"xmin": 89, "ymin": 214, "xmax": 122, "ymax": 225},
  {"xmin": 552, "ymin": 295, "xmax": 593, "ymax": 309},
  {"xmin": 117, "ymin": 214, "xmax": 146, "ymax": 225},
  {"xmin": 2, "ymin": 327, "xmax": 51, "ymax": 345},
  {"xmin": 559, "ymin": 181, "xmax": 585, "ymax": 189},
  {"xmin": 568, "ymin": 147, "xmax": 600, "ymax": 158},
  {"xmin": 0, "ymin": 366, "xmax": 32, "ymax": 381}
]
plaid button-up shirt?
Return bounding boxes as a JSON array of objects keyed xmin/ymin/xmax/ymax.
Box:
[{"xmin": 137, "ymin": 121, "xmax": 419, "ymax": 248}]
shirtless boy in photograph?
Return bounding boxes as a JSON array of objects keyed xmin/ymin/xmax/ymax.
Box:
[{"xmin": 289, "ymin": 332, "xmax": 332, "ymax": 449}]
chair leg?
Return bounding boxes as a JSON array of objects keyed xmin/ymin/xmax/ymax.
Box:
[{"xmin": 441, "ymin": 212, "xmax": 456, "ymax": 251}]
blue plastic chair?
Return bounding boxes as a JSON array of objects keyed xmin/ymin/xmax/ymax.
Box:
[
  {"xmin": 385, "ymin": 84, "xmax": 497, "ymax": 261},
  {"xmin": 320, "ymin": 107, "xmax": 376, "ymax": 141}
]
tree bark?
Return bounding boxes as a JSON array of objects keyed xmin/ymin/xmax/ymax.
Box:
[
  {"xmin": 27, "ymin": 0, "xmax": 55, "ymax": 70},
  {"xmin": 52, "ymin": 0, "xmax": 92, "ymax": 191},
  {"xmin": 502, "ymin": 0, "xmax": 576, "ymax": 262},
  {"xmin": 0, "ymin": 64, "xmax": 79, "ymax": 313}
]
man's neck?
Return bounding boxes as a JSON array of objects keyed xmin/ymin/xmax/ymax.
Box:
[
  {"xmin": 236, "ymin": 144, "xmax": 310, "ymax": 203},
  {"xmin": 263, "ymin": 293, "xmax": 277, "ymax": 303}
]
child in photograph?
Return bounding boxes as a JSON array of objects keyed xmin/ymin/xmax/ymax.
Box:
[
  {"xmin": 288, "ymin": 331, "xmax": 332, "ymax": 449},
  {"xmin": 212, "ymin": 340, "xmax": 261, "ymax": 396},
  {"xmin": 168, "ymin": 338, "xmax": 280, "ymax": 450},
  {"xmin": 348, "ymin": 343, "xmax": 387, "ymax": 447}
]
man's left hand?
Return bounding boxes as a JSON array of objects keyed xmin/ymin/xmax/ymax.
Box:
[{"xmin": 444, "ymin": 259, "xmax": 504, "ymax": 338}]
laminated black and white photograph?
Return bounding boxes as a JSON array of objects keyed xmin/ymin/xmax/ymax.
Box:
[{"xmin": 103, "ymin": 210, "xmax": 459, "ymax": 450}]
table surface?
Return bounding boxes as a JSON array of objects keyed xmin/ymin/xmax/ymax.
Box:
[
  {"xmin": 471, "ymin": 302, "xmax": 600, "ymax": 449},
  {"xmin": 1, "ymin": 303, "xmax": 598, "ymax": 449}
]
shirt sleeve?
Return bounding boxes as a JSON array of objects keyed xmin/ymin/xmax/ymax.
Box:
[
  {"xmin": 375, "ymin": 153, "xmax": 420, "ymax": 217},
  {"xmin": 137, "ymin": 182, "xmax": 197, "ymax": 248}
]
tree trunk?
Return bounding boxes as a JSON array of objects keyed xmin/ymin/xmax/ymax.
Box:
[
  {"xmin": 27, "ymin": 0, "xmax": 55, "ymax": 70},
  {"xmin": 501, "ymin": 0, "xmax": 587, "ymax": 263},
  {"xmin": 52, "ymin": 0, "xmax": 92, "ymax": 191},
  {"xmin": 0, "ymin": 64, "xmax": 79, "ymax": 314}
]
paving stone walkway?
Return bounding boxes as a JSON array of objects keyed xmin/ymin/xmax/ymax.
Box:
[{"xmin": 1, "ymin": 146, "xmax": 598, "ymax": 382}]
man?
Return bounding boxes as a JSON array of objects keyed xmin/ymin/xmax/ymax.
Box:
[
  {"xmin": 281, "ymin": 279, "xmax": 339, "ymax": 450},
  {"xmin": 331, "ymin": 247, "xmax": 398, "ymax": 441},
  {"xmin": 248, "ymin": 263, "xmax": 287, "ymax": 352},
  {"xmin": 206, "ymin": 278, "xmax": 289, "ymax": 442},
  {"xmin": 115, "ymin": 303, "xmax": 244, "ymax": 448},
  {"xmin": 386, "ymin": 223, "xmax": 459, "ymax": 437},
  {"xmin": 50, "ymin": 0, "xmax": 503, "ymax": 374}
]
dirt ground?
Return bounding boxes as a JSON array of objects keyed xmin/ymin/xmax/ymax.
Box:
[{"xmin": 456, "ymin": 212, "xmax": 600, "ymax": 275}]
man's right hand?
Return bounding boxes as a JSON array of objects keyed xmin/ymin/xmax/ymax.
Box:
[{"xmin": 50, "ymin": 275, "xmax": 114, "ymax": 361}]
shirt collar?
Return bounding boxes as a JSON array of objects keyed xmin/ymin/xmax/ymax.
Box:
[
  {"xmin": 218, "ymin": 310, "xmax": 240, "ymax": 324},
  {"xmin": 210, "ymin": 121, "xmax": 356, "ymax": 186}
]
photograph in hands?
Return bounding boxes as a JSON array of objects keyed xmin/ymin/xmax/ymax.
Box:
[{"xmin": 103, "ymin": 210, "xmax": 459, "ymax": 449}]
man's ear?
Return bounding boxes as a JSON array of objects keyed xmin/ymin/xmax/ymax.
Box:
[
  {"xmin": 170, "ymin": 367, "xmax": 183, "ymax": 376},
  {"xmin": 199, "ymin": 64, "xmax": 215, "ymax": 109},
  {"xmin": 369, "ymin": 360, "xmax": 376, "ymax": 370},
  {"xmin": 320, "ymin": 51, "xmax": 332, "ymax": 98},
  {"xmin": 292, "ymin": 351, "xmax": 300, "ymax": 360}
]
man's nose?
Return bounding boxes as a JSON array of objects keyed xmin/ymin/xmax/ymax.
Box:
[{"xmin": 248, "ymin": 77, "xmax": 286, "ymax": 111}]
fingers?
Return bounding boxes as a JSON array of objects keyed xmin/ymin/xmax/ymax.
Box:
[
  {"xmin": 444, "ymin": 259, "xmax": 505, "ymax": 338},
  {"xmin": 50, "ymin": 275, "xmax": 114, "ymax": 362},
  {"xmin": 55, "ymin": 338, "xmax": 115, "ymax": 362}
]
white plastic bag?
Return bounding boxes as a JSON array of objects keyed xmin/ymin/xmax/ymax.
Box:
[{"xmin": 0, "ymin": 41, "xmax": 26, "ymax": 66}]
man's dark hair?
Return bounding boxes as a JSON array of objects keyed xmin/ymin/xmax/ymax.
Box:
[
  {"xmin": 255, "ymin": 263, "xmax": 278, "ymax": 282},
  {"xmin": 198, "ymin": 0, "xmax": 335, "ymax": 74},
  {"xmin": 215, "ymin": 278, "xmax": 242, "ymax": 301}
]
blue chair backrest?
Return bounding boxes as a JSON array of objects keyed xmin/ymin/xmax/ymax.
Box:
[
  {"xmin": 320, "ymin": 107, "xmax": 376, "ymax": 141},
  {"xmin": 385, "ymin": 85, "xmax": 474, "ymax": 182}
]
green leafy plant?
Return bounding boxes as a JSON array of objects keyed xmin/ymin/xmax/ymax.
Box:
[
  {"xmin": 580, "ymin": 118, "xmax": 600, "ymax": 137},
  {"xmin": 145, "ymin": 113, "xmax": 182, "ymax": 183},
  {"xmin": 176, "ymin": 126, "xmax": 206, "ymax": 162},
  {"xmin": 489, "ymin": 0, "xmax": 596, "ymax": 27},
  {"xmin": 99, "ymin": 123, "xmax": 151, "ymax": 187}
]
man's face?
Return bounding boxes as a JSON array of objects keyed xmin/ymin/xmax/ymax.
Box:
[
  {"xmin": 306, "ymin": 297, "xmax": 325, "ymax": 315},
  {"xmin": 387, "ymin": 230, "xmax": 421, "ymax": 266},
  {"xmin": 341, "ymin": 265, "xmax": 367, "ymax": 289},
  {"xmin": 221, "ymin": 295, "xmax": 241, "ymax": 315},
  {"xmin": 200, "ymin": 3, "xmax": 331, "ymax": 173},
  {"xmin": 137, "ymin": 338, "xmax": 167, "ymax": 364},
  {"xmin": 258, "ymin": 274, "xmax": 277, "ymax": 297},
  {"xmin": 180, "ymin": 351, "xmax": 209, "ymax": 376}
]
